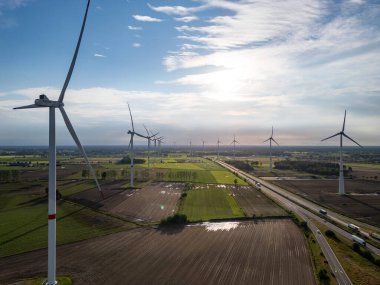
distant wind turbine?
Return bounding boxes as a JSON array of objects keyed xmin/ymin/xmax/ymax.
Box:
[
  {"xmin": 321, "ymin": 110, "xmax": 362, "ymax": 194},
  {"xmin": 202, "ymin": 140, "xmax": 206, "ymax": 154},
  {"xmin": 143, "ymin": 125, "xmax": 158, "ymax": 173},
  {"xmin": 217, "ymin": 138, "xmax": 222, "ymax": 159},
  {"xmin": 264, "ymin": 126, "xmax": 279, "ymax": 172},
  {"xmin": 13, "ymin": 1, "xmax": 102, "ymax": 284},
  {"xmin": 231, "ymin": 134, "xmax": 239, "ymax": 159},
  {"xmin": 127, "ymin": 103, "xmax": 147, "ymax": 188}
]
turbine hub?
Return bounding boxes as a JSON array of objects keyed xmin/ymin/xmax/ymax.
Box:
[{"xmin": 35, "ymin": 94, "xmax": 64, "ymax": 108}]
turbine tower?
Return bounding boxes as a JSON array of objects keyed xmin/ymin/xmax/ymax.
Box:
[
  {"xmin": 127, "ymin": 103, "xmax": 147, "ymax": 188},
  {"xmin": 14, "ymin": 1, "xmax": 103, "ymax": 284},
  {"xmin": 202, "ymin": 140, "xmax": 206, "ymax": 155},
  {"xmin": 143, "ymin": 126, "xmax": 158, "ymax": 173},
  {"xmin": 231, "ymin": 134, "xmax": 239, "ymax": 159},
  {"xmin": 264, "ymin": 126, "xmax": 279, "ymax": 172},
  {"xmin": 321, "ymin": 110, "xmax": 362, "ymax": 194},
  {"xmin": 217, "ymin": 138, "xmax": 222, "ymax": 159}
]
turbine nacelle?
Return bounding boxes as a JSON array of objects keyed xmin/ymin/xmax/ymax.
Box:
[{"xmin": 35, "ymin": 95, "xmax": 64, "ymax": 108}]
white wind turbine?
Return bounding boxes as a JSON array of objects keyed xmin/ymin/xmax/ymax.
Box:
[
  {"xmin": 217, "ymin": 138, "xmax": 222, "ymax": 159},
  {"xmin": 127, "ymin": 103, "xmax": 147, "ymax": 188},
  {"xmin": 14, "ymin": 1, "xmax": 103, "ymax": 284},
  {"xmin": 231, "ymin": 134, "xmax": 239, "ymax": 159},
  {"xmin": 321, "ymin": 110, "xmax": 362, "ymax": 194},
  {"xmin": 202, "ymin": 140, "xmax": 206, "ymax": 155},
  {"xmin": 264, "ymin": 126, "xmax": 279, "ymax": 172},
  {"xmin": 143, "ymin": 126, "xmax": 158, "ymax": 173}
]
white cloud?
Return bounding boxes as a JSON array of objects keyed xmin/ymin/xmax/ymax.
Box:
[
  {"xmin": 174, "ymin": 16, "xmax": 198, "ymax": 23},
  {"xmin": 132, "ymin": 43, "xmax": 141, "ymax": 48},
  {"xmin": 128, "ymin": 25, "xmax": 142, "ymax": 30},
  {"xmin": 94, "ymin": 53, "xmax": 106, "ymax": 58},
  {"xmin": 133, "ymin": 15, "xmax": 162, "ymax": 22},
  {"xmin": 148, "ymin": 3, "xmax": 202, "ymax": 16}
]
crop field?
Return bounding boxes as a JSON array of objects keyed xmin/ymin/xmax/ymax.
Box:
[
  {"xmin": 178, "ymin": 186, "xmax": 245, "ymax": 221},
  {"xmin": 0, "ymin": 220, "xmax": 315, "ymax": 285},
  {"xmin": 100, "ymin": 182, "xmax": 182, "ymax": 223},
  {"xmin": 271, "ymin": 179, "xmax": 380, "ymax": 226},
  {"xmin": 230, "ymin": 185, "xmax": 287, "ymax": 217}
]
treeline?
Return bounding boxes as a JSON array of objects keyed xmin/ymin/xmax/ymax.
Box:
[
  {"xmin": 274, "ymin": 160, "xmax": 351, "ymax": 176},
  {"xmin": 228, "ymin": 160, "xmax": 256, "ymax": 172},
  {"xmin": 166, "ymin": 171, "xmax": 198, "ymax": 182},
  {"xmin": 117, "ymin": 156, "xmax": 146, "ymax": 164}
]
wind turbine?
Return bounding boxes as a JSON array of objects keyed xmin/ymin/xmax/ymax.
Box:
[
  {"xmin": 189, "ymin": 140, "xmax": 192, "ymax": 156},
  {"xmin": 230, "ymin": 134, "xmax": 239, "ymax": 159},
  {"xmin": 202, "ymin": 140, "xmax": 206, "ymax": 155},
  {"xmin": 143, "ymin": 126, "xmax": 158, "ymax": 173},
  {"xmin": 127, "ymin": 103, "xmax": 147, "ymax": 188},
  {"xmin": 321, "ymin": 110, "xmax": 362, "ymax": 194},
  {"xmin": 13, "ymin": 1, "xmax": 103, "ymax": 284},
  {"xmin": 217, "ymin": 138, "xmax": 222, "ymax": 159},
  {"xmin": 264, "ymin": 126, "xmax": 279, "ymax": 172}
]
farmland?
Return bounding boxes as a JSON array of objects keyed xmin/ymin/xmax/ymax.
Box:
[
  {"xmin": 0, "ymin": 220, "xmax": 315, "ymax": 285},
  {"xmin": 270, "ymin": 179, "xmax": 380, "ymax": 227},
  {"xmin": 178, "ymin": 186, "xmax": 245, "ymax": 221}
]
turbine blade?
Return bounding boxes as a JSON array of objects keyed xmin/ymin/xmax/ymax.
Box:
[
  {"xmin": 321, "ymin": 132, "xmax": 340, "ymax": 142},
  {"xmin": 135, "ymin": 132, "xmax": 147, "ymax": 139},
  {"xmin": 343, "ymin": 133, "xmax": 363, "ymax": 148},
  {"xmin": 272, "ymin": 138, "xmax": 280, "ymax": 146},
  {"xmin": 14, "ymin": 104, "xmax": 42, "ymax": 110},
  {"xmin": 58, "ymin": 0, "xmax": 91, "ymax": 103},
  {"xmin": 342, "ymin": 110, "xmax": 346, "ymax": 132},
  {"xmin": 263, "ymin": 138, "xmax": 271, "ymax": 143},
  {"xmin": 127, "ymin": 102, "xmax": 135, "ymax": 131},
  {"xmin": 143, "ymin": 124, "xmax": 149, "ymax": 137},
  {"xmin": 271, "ymin": 126, "xmax": 273, "ymax": 137},
  {"xmin": 59, "ymin": 106, "xmax": 104, "ymax": 199}
]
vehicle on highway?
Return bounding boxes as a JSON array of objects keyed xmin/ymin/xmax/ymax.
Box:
[
  {"xmin": 319, "ymin": 209, "xmax": 327, "ymax": 215},
  {"xmin": 256, "ymin": 182, "xmax": 261, "ymax": 188},
  {"xmin": 348, "ymin": 223, "xmax": 360, "ymax": 232},
  {"xmin": 352, "ymin": 235, "xmax": 366, "ymax": 246},
  {"xmin": 370, "ymin": 232, "xmax": 380, "ymax": 241}
]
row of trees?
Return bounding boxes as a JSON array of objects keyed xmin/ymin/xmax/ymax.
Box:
[{"xmin": 166, "ymin": 171, "xmax": 198, "ymax": 182}]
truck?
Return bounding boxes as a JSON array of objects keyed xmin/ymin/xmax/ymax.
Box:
[
  {"xmin": 319, "ymin": 209, "xmax": 327, "ymax": 215},
  {"xmin": 348, "ymin": 223, "xmax": 360, "ymax": 232},
  {"xmin": 370, "ymin": 232, "xmax": 380, "ymax": 241},
  {"xmin": 352, "ymin": 235, "xmax": 366, "ymax": 246}
]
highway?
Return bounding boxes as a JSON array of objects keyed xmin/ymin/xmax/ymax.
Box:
[
  {"xmin": 218, "ymin": 160, "xmax": 380, "ymax": 257},
  {"xmin": 216, "ymin": 160, "xmax": 376, "ymax": 285}
]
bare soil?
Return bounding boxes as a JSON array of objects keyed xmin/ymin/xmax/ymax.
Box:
[
  {"xmin": 0, "ymin": 219, "xmax": 315, "ymax": 285},
  {"xmin": 70, "ymin": 182, "xmax": 182, "ymax": 223},
  {"xmin": 271, "ymin": 179, "xmax": 380, "ymax": 226},
  {"xmin": 231, "ymin": 185, "xmax": 287, "ymax": 217}
]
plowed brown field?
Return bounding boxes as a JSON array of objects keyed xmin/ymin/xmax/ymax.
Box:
[
  {"xmin": 271, "ymin": 179, "xmax": 380, "ymax": 226},
  {"xmin": 0, "ymin": 220, "xmax": 315, "ymax": 285}
]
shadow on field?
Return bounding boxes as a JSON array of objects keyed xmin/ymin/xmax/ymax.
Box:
[
  {"xmin": 157, "ymin": 225, "xmax": 185, "ymax": 235},
  {"xmin": 345, "ymin": 195, "xmax": 380, "ymax": 212},
  {"xmin": 0, "ymin": 204, "xmax": 85, "ymax": 248}
]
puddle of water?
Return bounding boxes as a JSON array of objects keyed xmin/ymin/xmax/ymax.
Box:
[{"xmin": 202, "ymin": 222, "xmax": 240, "ymax": 232}]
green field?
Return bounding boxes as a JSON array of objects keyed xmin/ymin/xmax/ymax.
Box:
[
  {"xmin": 178, "ymin": 187, "xmax": 245, "ymax": 221},
  {"xmin": 317, "ymin": 223, "xmax": 380, "ymax": 285},
  {"xmin": 0, "ymin": 183, "xmax": 135, "ymax": 257}
]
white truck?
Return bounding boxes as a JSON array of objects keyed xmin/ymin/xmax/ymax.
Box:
[
  {"xmin": 348, "ymin": 223, "xmax": 360, "ymax": 232},
  {"xmin": 352, "ymin": 235, "xmax": 366, "ymax": 246}
]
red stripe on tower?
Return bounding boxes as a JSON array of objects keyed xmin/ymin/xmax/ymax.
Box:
[{"xmin": 48, "ymin": 214, "xmax": 56, "ymax": 220}]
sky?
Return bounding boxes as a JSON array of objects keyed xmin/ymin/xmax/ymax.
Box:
[{"xmin": 0, "ymin": 0, "xmax": 379, "ymax": 146}]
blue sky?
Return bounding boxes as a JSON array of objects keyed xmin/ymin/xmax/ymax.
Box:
[{"xmin": 0, "ymin": 0, "xmax": 379, "ymax": 146}]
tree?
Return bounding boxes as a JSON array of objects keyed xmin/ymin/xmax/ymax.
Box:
[{"xmin": 101, "ymin": 171, "xmax": 107, "ymax": 180}]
